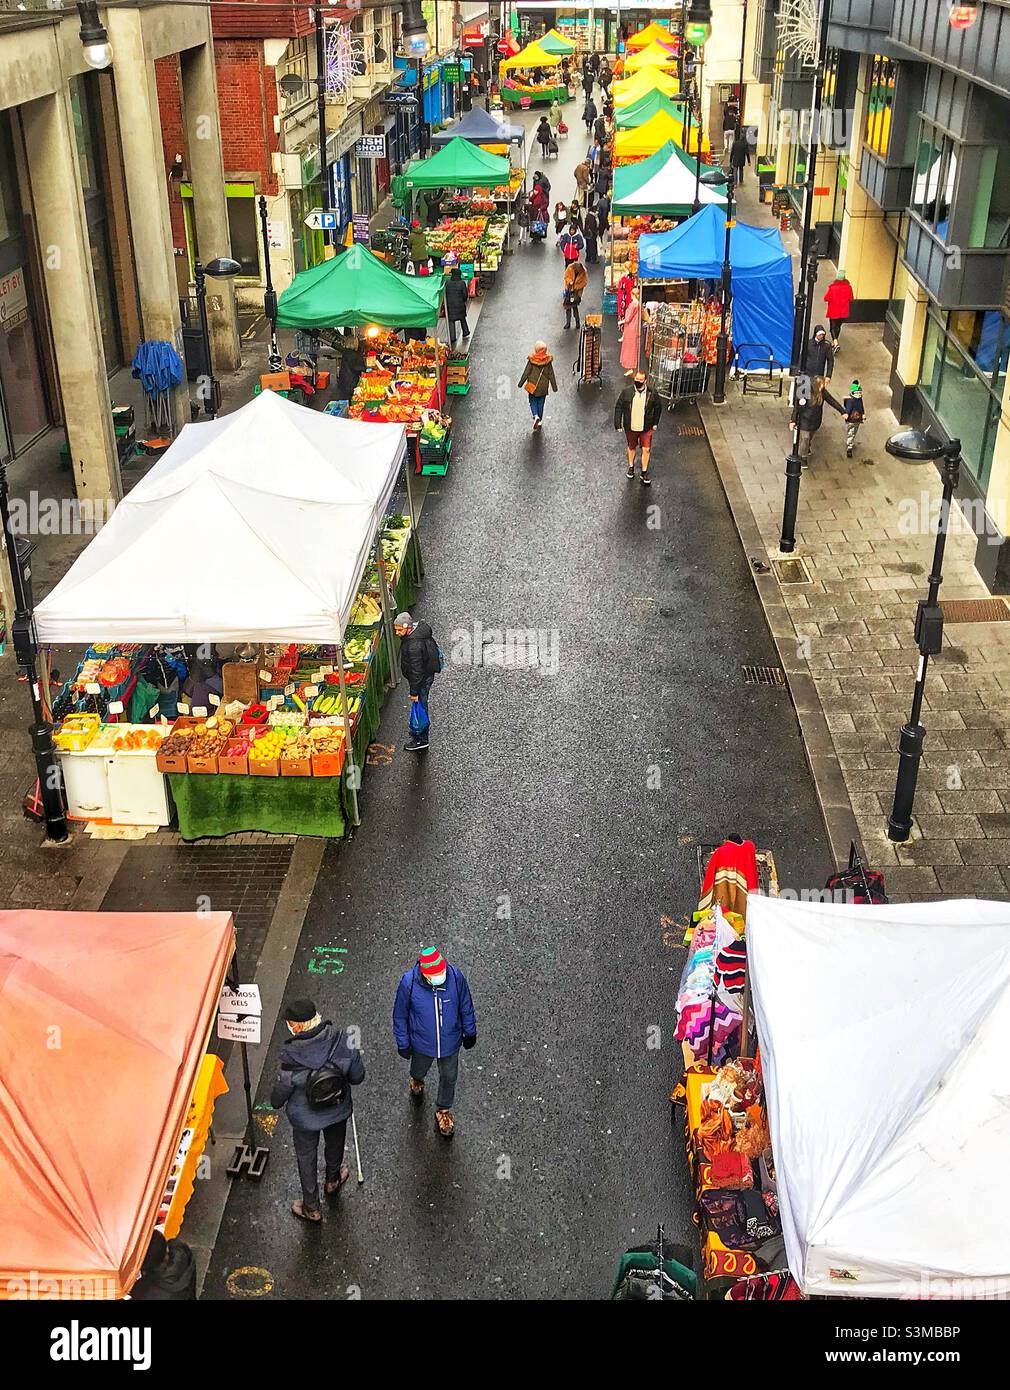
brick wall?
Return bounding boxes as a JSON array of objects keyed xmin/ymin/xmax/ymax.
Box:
[{"xmin": 155, "ymin": 55, "xmax": 187, "ymax": 252}]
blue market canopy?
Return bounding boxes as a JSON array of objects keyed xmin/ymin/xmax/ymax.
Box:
[
  {"xmin": 638, "ymin": 204, "xmax": 794, "ymax": 367},
  {"xmin": 431, "ymin": 106, "xmax": 524, "ymax": 145}
]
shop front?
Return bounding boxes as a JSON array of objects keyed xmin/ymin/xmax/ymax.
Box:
[{"xmin": 917, "ymin": 305, "xmax": 1009, "ymax": 498}]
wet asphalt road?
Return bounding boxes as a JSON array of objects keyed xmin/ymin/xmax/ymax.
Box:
[{"xmin": 203, "ymin": 111, "xmax": 831, "ymax": 1301}]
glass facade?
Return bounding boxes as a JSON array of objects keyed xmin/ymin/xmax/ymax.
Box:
[
  {"xmin": 911, "ymin": 120, "xmax": 957, "ymax": 241},
  {"xmin": 70, "ymin": 75, "xmax": 123, "ymax": 371},
  {"xmin": 865, "ymin": 55, "xmax": 896, "ymax": 158},
  {"xmin": 918, "ymin": 307, "xmax": 1009, "ymax": 490},
  {"xmin": 968, "ymin": 140, "xmax": 1010, "ymax": 248},
  {"xmin": 0, "ymin": 112, "xmax": 51, "ymax": 457},
  {"xmin": 885, "ymin": 212, "xmax": 908, "ymax": 328}
]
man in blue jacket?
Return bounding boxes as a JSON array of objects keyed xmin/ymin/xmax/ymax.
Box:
[
  {"xmin": 392, "ymin": 946, "xmax": 476, "ymax": 1139},
  {"xmin": 271, "ymin": 998, "xmax": 365, "ymax": 1222}
]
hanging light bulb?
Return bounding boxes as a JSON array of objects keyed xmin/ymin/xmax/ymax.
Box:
[
  {"xmin": 77, "ymin": 1, "xmax": 113, "ymax": 70},
  {"xmin": 400, "ymin": 0, "xmax": 430, "ymax": 59},
  {"xmin": 685, "ymin": 0, "xmax": 713, "ymax": 46}
]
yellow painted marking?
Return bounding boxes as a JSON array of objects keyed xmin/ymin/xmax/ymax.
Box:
[{"xmin": 226, "ymin": 1265, "xmax": 274, "ymax": 1298}]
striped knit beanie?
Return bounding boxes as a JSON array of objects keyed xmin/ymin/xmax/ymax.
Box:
[{"xmin": 419, "ymin": 946, "xmax": 447, "ymax": 982}]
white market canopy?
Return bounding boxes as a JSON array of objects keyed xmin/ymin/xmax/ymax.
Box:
[
  {"xmin": 748, "ymin": 893, "xmax": 1010, "ymax": 1300},
  {"xmin": 35, "ymin": 390, "xmax": 407, "ymax": 645}
]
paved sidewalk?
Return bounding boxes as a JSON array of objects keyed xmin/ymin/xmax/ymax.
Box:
[{"xmin": 698, "ymin": 179, "xmax": 1010, "ymax": 901}]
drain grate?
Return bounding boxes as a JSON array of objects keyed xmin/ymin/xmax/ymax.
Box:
[
  {"xmin": 774, "ymin": 556, "xmax": 812, "ymax": 585},
  {"xmin": 742, "ymin": 663, "xmax": 787, "ymax": 687},
  {"xmin": 941, "ymin": 598, "xmax": 1010, "ymax": 623},
  {"xmin": 677, "ymin": 423, "xmax": 705, "ymax": 436}
]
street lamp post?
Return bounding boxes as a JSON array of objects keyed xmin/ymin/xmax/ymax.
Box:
[
  {"xmin": 194, "ymin": 257, "xmax": 241, "ymax": 419},
  {"xmin": 780, "ymin": 253, "xmax": 819, "ymax": 551},
  {"xmin": 0, "ymin": 457, "xmax": 67, "ymax": 842},
  {"xmin": 685, "ymin": 2, "xmax": 713, "ymax": 215},
  {"xmin": 736, "ymin": 0, "xmax": 748, "ymax": 138},
  {"xmin": 258, "ymin": 195, "xmax": 279, "ymax": 368},
  {"xmin": 789, "ymin": 0, "xmax": 832, "ymax": 371},
  {"xmin": 702, "ymin": 166, "xmax": 734, "ymax": 403},
  {"xmin": 314, "ymin": 3, "xmax": 332, "ymax": 249},
  {"xmin": 692, "ymin": 44, "xmax": 706, "ymax": 215},
  {"xmin": 884, "ymin": 431, "xmax": 961, "ymax": 842}
]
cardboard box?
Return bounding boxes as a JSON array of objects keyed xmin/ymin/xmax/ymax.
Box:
[
  {"xmin": 219, "ymin": 737, "xmax": 251, "ymax": 775},
  {"xmin": 155, "ymin": 715, "xmax": 199, "ymax": 773},
  {"xmin": 311, "ymin": 746, "xmax": 346, "ymax": 777},
  {"xmin": 186, "ymin": 750, "xmax": 220, "ymax": 775},
  {"xmin": 248, "ymin": 753, "xmax": 280, "ymax": 776},
  {"xmin": 280, "ymin": 753, "xmax": 312, "ymax": 777}
]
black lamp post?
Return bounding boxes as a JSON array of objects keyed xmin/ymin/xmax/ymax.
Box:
[
  {"xmin": 702, "ymin": 166, "xmax": 734, "ymax": 403},
  {"xmin": 1, "ymin": 457, "xmax": 67, "ymax": 842},
  {"xmin": 257, "ymin": 195, "xmax": 279, "ymax": 369},
  {"xmin": 884, "ymin": 430, "xmax": 961, "ymax": 842},
  {"xmin": 780, "ymin": 253, "xmax": 819, "ymax": 552},
  {"xmin": 194, "ymin": 257, "xmax": 241, "ymax": 419},
  {"xmin": 789, "ymin": 0, "xmax": 832, "ymax": 372}
]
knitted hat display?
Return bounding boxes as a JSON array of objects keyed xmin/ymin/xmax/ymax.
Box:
[{"xmin": 419, "ymin": 946, "xmax": 447, "ymax": 981}]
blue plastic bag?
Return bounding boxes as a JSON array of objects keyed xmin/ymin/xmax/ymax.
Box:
[{"xmin": 409, "ymin": 699, "xmax": 430, "ymax": 736}]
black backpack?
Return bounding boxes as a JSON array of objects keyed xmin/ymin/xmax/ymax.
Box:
[{"xmin": 301, "ymin": 1030, "xmax": 349, "ymax": 1110}]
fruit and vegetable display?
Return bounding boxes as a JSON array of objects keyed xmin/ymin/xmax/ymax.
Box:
[
  {"xmin": 350, "ymin": 335, "xmax": 448, "ymax": 430},
  {"xmin": 349, "ymin": 592, "xmax": 382, "ymax": 627},
  {"xmin": 110, "ymin": 727, "xmax": 169, "ymax": 752},
  {"xmin": 425, "ymin": 215, "xmax": 489, "ymax": 264}
]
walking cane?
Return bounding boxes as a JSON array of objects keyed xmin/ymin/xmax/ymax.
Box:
[{"xmin": 351, "ymin": 1113, "xmax": 364, "ymax": 1185}]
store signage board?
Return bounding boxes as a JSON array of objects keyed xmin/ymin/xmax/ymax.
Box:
[
  {"xmin": 0, "ymin": 266, "xmax": 28, "ymax": 333},
  {"xmin": 217, "ymin": 1013, "xmax": 262, "ymax": 1044},
  {"xmin": 354, "ymin": 134, "xmax": 386, "ymax": 158},
  {"xmin": 304, "ymin": 207, "xmax": 339, "ymax": 230},
  {"xmin": 220, "ymin": 984, "xmax": 262, "ymax": 1016},
  {"xmin": 353, "ymin": 214, "xmax": 370, "ymax": 242}
]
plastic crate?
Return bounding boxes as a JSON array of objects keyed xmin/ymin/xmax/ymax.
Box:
[
  {"xmin": 447, "ymin": 381, "xmax": 470, "ymax": 395},
  {"xmin": 421, "ymin": 455, "xmax": 451, "ymax": 477}
]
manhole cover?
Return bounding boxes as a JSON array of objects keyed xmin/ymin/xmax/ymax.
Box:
[
  {"xmin": 742, "ymin": 664, "xmax": 787, "ymax": 687},
  {"xmin": 774, "ymin": 557, "xmax": 812, "ymax": 584},
  {"xmin": 941, "ymin": 598, "xmax": 1010, "ymax": 623},
  {"xmin": 677, "ymin": 423, "xmax": 705, "ymax": 436}
]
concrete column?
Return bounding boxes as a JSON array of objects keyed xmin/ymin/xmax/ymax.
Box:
[
  {"xmin": 180, "ymin": 39, "xmax": 241, "ymax": 372},
  {"xmin": 895, "ymin": 278, "xmax": 929, "ymax": 387},
  {"xmin": 838, "ymin": 54, "xmax": 892, "ymax": 305},
  {"xmin": 106, "ymin": 7, "xmax": 188, "ymax": 430},
  {"xmin": 982, "ymin": 369, "xmax": 1010, "ymax": 540},
  {"xmin": 21, "ymin": 90, "xmax": 120, "ymax": 505}
]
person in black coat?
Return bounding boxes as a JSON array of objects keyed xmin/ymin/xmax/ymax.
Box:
[
  {"xmin": 614, "ymin": 371, "xmax": 662, "ymax": 484},
  {"xmin": 584, "ymin": 209, "xmax": 600, "ymax": 265},
  {"xmin": 805, "ymin": 325, "xmax": 835, "ymax": 380},
  {"xmin": 596, "ymin": 190, "xmax": 611, "ymax": 236},
  {"xmin": 130, "ymin": 1233, "xmax": 196, "ymax": 1301},
  {"xmin": 335, "ymin": 337, "xmax": 366, "ymax": 401},
  {"xmin": 396, "ymin": 612, "xmax": 442, "ymax": 751},
  {"xmin": 594, "ymin": 114, "xmax": 607, "ymax": 145},
  {"xmin": 791, "ymin": 375, "xmax": 844, "ymax": 459},
  {"xmin": 730, "ymin": 131, "xmax": 751, "ymax": 181},
  {"xmin": 536, "ymin": 114, "xmax": 552, "ymax": 156},
  {"xmin": 444, "ymin": 267, "xmax": 470, "ymax": 347},
  {"xmin": 583, "ymin": 96, "xmax": 598, "ymax": 134},
  {"xmin": 270, "ymin": 998, "xmax": 365, "ymax": 1222},
  {"xmin": 582, "ymin": 65, "xmax": 594, "ymax": 100}
]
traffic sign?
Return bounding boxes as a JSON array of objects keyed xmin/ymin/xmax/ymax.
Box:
[{"xmin": 304, "ymin": 208, "xmax": 338, "ymax": 230}]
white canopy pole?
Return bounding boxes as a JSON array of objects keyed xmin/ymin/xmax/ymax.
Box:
[
  {"xmin": 402, "ymin": 455, "xmax": 424, "ymax": 583},
  {"xmin": 374, "ymin": 534, "xmax": 399, "ymax": 690},
  {"xmin": 336, "ymin": 647, "xmax": 360, "ymax": 827}
]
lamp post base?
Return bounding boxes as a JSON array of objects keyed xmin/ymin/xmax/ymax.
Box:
[
  {"xmin": 779, "ymin": 450, "xmax": 803, "ymax": 552},
  {"xmin": 887, "ymin": 720, "xmax": 925, "ymax": 842},
  {"xmin": 32, "ymin": 720, "xmax": 69, "ymax": 843},
  {"xmin": 712, "ymin": 332, "xmax": 728, "ymax": 404}
]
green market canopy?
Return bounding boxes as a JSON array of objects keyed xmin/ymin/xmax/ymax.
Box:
[
  {"xmin": 615, "ymin": 89, "xmax": 687, "ymax": 130},
  {"xmin": 276, "ymin": 243, "xmax": 444, "ymax": 330},
  {"xmin": 613, "ymin": 142, "xmax": 727, "ymax": 218},
  {"xmin": 538, "ymin": 27, "xmax": 575, "ymax": 55},
  {"xmin": 400, "ymin": 136, "xmax": 510, "ymax": 191}
]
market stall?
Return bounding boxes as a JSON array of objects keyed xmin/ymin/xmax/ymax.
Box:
[
  {"xmin": 399, "ymin": 137, "xmax": 515, "ymax": 277},
  {"xmin": 625, "ymin": 20, "xmax": 678, "ymax": 51},
  {"xmin": 431, "ymin": 105, "xmax": 524, "ymax": 148},
  {"xmin": 498, "ymin": 38, "xmax": 566, "ymax": 107},
  {"xmin": 35, "ymin": 390, "xmax": 417, "ymax": 839},
  {"xmin": 749, "ymin": 893, "xmax": 1010, "ymax": 1299},
  {"xmin": 0, "ymin": 908, "xmax": 234, "ymax": 1299},
  {"xmin": 624, "ymin": 40, "xmax": 679, "ymax": 73},
  {"xmin": 614, "ymin": 107, "xmax": 711, "ymax": 161},
  {"xmin": 613, "ymin": 141, "xmax": 727, "ymax": 217},
  {"xmin": 638, "ymin": 204, "xmax": 794, "ymax": 368},
  {"xmin": 537, "ymin": 26, "xmax": 576, "ymax": 56},
  {"xmin": 612, "ymin": 67, "xmax": 681, "ymax": 106},
  {"xmin": 615, "ymin": 89, "xmax": 687, "ymax": 130}
]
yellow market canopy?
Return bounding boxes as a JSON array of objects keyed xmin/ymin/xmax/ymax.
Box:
[
  {"xmin": 500, "ymin": 39, "xmax": 563, "ymax": 71},
  {"xmin": 625, "ymin": 41, "xmax": 679, "ymax": 72},
  {"xmin": 613, "ymin": 68, "xmax": 681, "ymax": 106},
  {"xmin": 615, "ymin": 108, "xmax": 710, "ymax": 159},
  {"xmin": 626, "ymin": 20, "xmax": 677, "ymax": 50}
]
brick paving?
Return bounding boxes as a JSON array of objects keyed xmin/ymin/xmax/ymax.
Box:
[{"xmin": 698, "ymin": 180, "xmax": 1010, "ymax": 901}]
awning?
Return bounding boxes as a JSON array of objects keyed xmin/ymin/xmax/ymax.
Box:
[
  {"xmin": 500, "ymin": 39, "xmax": 564, "ymax": 70},
  {"xmin": 400, "ymin": 136, "xmax": 511, "ymax": 189},
  {"xmin": 0, "ymin": 909, "xmax": 235, "ymax": 1299},
  {"xmin": 626, "ymin": 20, "xmax": 678, "ymax": 50},
  {"xmin": 624, "ymin": 40, "xmax": 678, "ymax": 72},
  {"xmin": 615, "ymin": 90, "xmax": 687, "ymax": 130},
  {"xmin": 613, "ymin": 141, "xmax": 726, "ymax": 217},
  {"xmin": 612, "ymin": 67, "xmax": 682, "ymax": 107},
  {"xmin": 431, "ymin": 106, "xmax": 524, "ymax": 146},
  {"xmin": 538, "ymin": 27, "xmax": 576, "ymax": 55},
  {"xmin": 614, "ymin": 107, "xmax": 710, "ymax": 159},
  {"xmin": 276, "ymin": 242, "xmax": 445, "ymax": 329}
]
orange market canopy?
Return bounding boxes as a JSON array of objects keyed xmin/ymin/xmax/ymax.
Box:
[
  {"xmin": 615, "ymin": 107, "xmax": 711, "ymax": 159},
  {"xmin": 500, "ymin": 39, "xmax": 563, "ymax": 71},
  {"xmin": 613, "ymin": 67, "xmax": 681, "ymax": 106},
  {"xmin": 0, "ymin": 909, "xmax": 235, "ymax": 1299},
  {"xmin": 626, "ymin": 20, "xmax": 677, "ymax": 50},
  {"xmin": 625, "ymin": 40, "xmax": 679, "ymax": 72}
]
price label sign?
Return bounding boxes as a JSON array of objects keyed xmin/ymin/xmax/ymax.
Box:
[
  {"xmin": 85, "ymin": 682, "xmax": 101, "ymax": 694},
  {"xmin": 107, "ymin": 701, "xmax": 124, "ymax": 715},
  {"xmin": 304, "ymin": 684, "xmax": 319, "ymax": 698},
  {"xmin": 192, "ymin": 705, "xmax": 208, "ymax": 718},
  {"xmin": 209, "ymin": 693, "xmax": 221, "ymax": 706}
]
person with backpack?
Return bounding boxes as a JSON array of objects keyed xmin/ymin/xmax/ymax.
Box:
[
  {"xmin": 270, "ymin": 998, "xmax": 365, "ymax": 1223},
  {"xmin": 518, "ymin": 340, "xmax": 558, "ymax": 430},
  {"xmin": 562, "ymin": 257, "xmax": 588, "ymax": 330},
  {"xmin": 558, "ymin": 220, "xmax": 586, "ymax": 263},
  {"xmin": 396, "ymin": 611, "xmax": 442, "ymax": 751},
  {"xmin": 444, "ymin": 266, "xmax": 470, "ymax": 347},
  {"xmin": 393, "ymin": 946, "xmax": 477, "ymax": 1139}
]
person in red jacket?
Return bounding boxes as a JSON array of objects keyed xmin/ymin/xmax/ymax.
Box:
[{"xmin": 824, "ymin": 270, "xmax": 854, "ymax": 350}]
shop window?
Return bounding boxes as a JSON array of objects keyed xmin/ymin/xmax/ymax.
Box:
[
  {"xmin": 886, "ymin": 214, "xmax": 908, "ymax": 328},
  {"xmin": 919, "ymin": 309, "xmax": 1005, "ymax": 488},
  {"xmin": 226, "ymin": 186, "xmax": 260, "ymax": 278},
  {"xmin": 968, "ymin": 142, "xmax": 1010, "ymax": 249},
  {"xmin": 919, "ymin": 310, "xmax": 945, "ymax": 410},
  {"xmin": 865, "ymin": 55, "xmax": 895, "ymax": 159},
  {"xmin": 911, "ymin": 123, "xmax": 957, "ymax": 241},
  {"xmin": 0, "ymin": 118, "xmax": 18, "ymax": 243},
  {"xmin": 69, "ymin": 77, "xmax": 100, "ymax": 195}
]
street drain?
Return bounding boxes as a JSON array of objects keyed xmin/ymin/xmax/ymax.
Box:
[
  {"xmin": 941, "ymin": 598, "xmax": 1010, "ymax": 623},
  {"xmin": 742, "ymin": 664, "xmax": 787, "ymax": 687},
  {"xmin": 774, "ymin": 557, "xmax": 812, "ymax": 584}
]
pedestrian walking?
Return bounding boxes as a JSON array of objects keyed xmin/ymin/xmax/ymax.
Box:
[
  {"xmin": 790, "ymin": 375, "xmax": 844, "ymax": 461},
  {"xmin": 841, "ymin": 379, "xmax": 865, "ymax": 458},
  {"xmin": 806, "ymin": 324, "xmax": 835, "ymax": 381},
  {"xmin": 583, "ymin": 95, "xmax": 598, "ymax": 136},
  {"xmin": 517, "ymin": 339, "xmax": 558, "ymax": 430},
  {"xmin": 396, "ymin": 611, "xmax": 442, "ymax": 751},
  {"xmin": 824, "ymin": 269, "xmax": 854, "ymax": 349},
  {"xmin": 558, "ymin": 219, "xmax": 586, "ymax": 262},
  {"xmin": 615, "ymin": 370, "xmax": 661, "ymax": 485},
  {"xmin": 553, "ymin": 199, "xmax": 569, "ymax": 236},
  {"xmin": 444, "ymin": 266, "xmax": 470, "ymax": 347},
  {"xmin": 730, "ymin": 130, "xmax": 750, "ymax": 183},
  {"xmin": 529, "ymin": 178, "xmax": 549, "ymax": 232},
  {"xmin": 516, "ymin": 189, "xmax": 531, "ymax": 244},
  {"xmin": 594, "ymin": 114, "xmax": 607, "ymax": 145},
  {"xmin": 549, "ymin": 97, "xmax": 563, "ymax": 131},
  {"xmin": 584, "ymin": 208, "xmax": 600, "ymax": 265},
  {"xmin": 536, "ymin": 114, "xmax": 552, "ymax": 157},
  {"xmin": 589, "ymin": 50, "xmax": 600, "ymax": 76},
  {"xmin": 596, "ymin": 189, "xmax": 611, "ymax": 236},
  {"xmin": 393, "ymin": 946, "xmax": 477, "ymax": 1140},
  {"xmin": 574, "ymin": 157, "xmax": 592, "ymax": 206},
  {"xmin": 533, "ymin": 168, "xmax": 551, "ymax": 203},
  {"xmin": 582, "ymin": 64, "xmax": 594, "ymax": 101},
  {"xmin": 409, "ymin": 219, "xmax": 428, "ymax": 273},
  {"xmin": 599, "ymin": 60, "xmax": 612, "ymax": 96},
  {"xmin": 721, "ymin": 103, "xmax": 738, "ymax": 161},
  {"xmin": 563, "ymin": 258, "xmax": 588, "ymax": 330},
  {"xmin": 270, "ymin": 998, "xmax": 365, "ymax": 1223}
]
